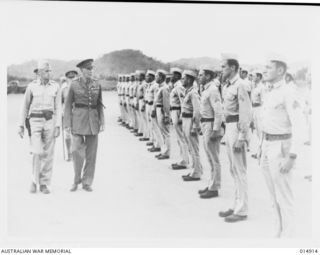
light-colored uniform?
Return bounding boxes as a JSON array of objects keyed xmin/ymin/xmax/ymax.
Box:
[
  {"xmin": 200, "ymin": 80, "xmax": 224, "ymax": 191},
  {"xmin": 181, "ymin": 86, "xmax": 202, "ymax": 178},
  {"xmin": 260, "ymin": 79, "xmax": 303, "ymax": 238},
  {"xmin": 125, "ymin": 81, "xmax": 131, "ymax": 126},
  {"xmin": 136, "ymin": 80, "xmax": 147, "ymax": 137},
  {"xmin": 150, "ymin": 82, "xmax": 164, "ymax": 148},
  {"xmin": 222, "ymin": 74, "xmax": 252, "ymax": 216},
  {"xmin": 20, "ymin": 79, "xmax": 62, "ymax": 186},
  {"xmin": 251, "ymin": 81, "xmax": 266, "ymax": 141},
  {"xmin": 155, "ymin": 82, "xmax": 171, "ymax": 156},
  {"xmin": 145, "ymin": 82, "xmax": 155, "ymax": 143},
  {"xmin": 170, "ymin": 80, "xmax": 189, "ymax": 166}
]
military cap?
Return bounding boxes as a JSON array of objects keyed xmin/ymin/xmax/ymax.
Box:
[
  {"xmin": 166, "ymin": 73, "xmax": 173, "ymax": 78},
  {"xmin": 126, "ymin": 74, "xmax": 131, "ymax": 78},
  {"xmin": 146, "ymin": 70, "xmax": 156, "ymax": 76},
  {"xmin": 65, "ymin": 70, "xmax": 78, "ymax": 78},
  {"xmin": 37, "ymin": 60, "xmax": 51, "ymax": 70},
  {"xmin": 135, "ymin": 70, "xmax": 145, "ymax": 75},
  {"xmin": 182, "ymin": 70, "xmax": 197, "ymax": 78},
  {"xmin": 221, "ymin": 53, "xmax": 238, "ymax": 60},
  {"xmin": 267, "ymin": 53, "xmax": 288, "ymax": 64},
  {"xmin": 33, "ymin": 68, "xmax": 38, "ymax": 74},
  {"xmin": 156, "ymin": 69, "xmax": 167, "ymax": 76},
  {"xmin": 76, "ymin": 58, "xmax": 94, "ymax": 69},
  {"xmin": 130, "ymin": 73, "xmax": 136, "ymax": 77},
  {"xmin": 170, "ymin": 67, "xmax": 182, "ymax": 75}
]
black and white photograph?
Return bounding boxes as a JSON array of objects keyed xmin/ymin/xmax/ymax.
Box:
[{"xmin": 0, "ymin": 0, "xmax": 319, "ymax": 252}]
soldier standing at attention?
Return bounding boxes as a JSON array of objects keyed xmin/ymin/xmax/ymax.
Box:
[
  {"xmin": 180, "ymin": 70, "xmax": 202, "ymax": 182},
  {"xmin": 18, "ymin": 60, "xmax": 62, "ymax": 194},
  {"xmin": 154, "ymin": 69, "xmax": 171, "ymax": 160},
  {"xmin": 61, "ymin": 70, "xmax": 78, "ymax": 161},
  {"xmin": 169, "ymin": 67, "xmax": 189, "ymax": 170},
  {"xmin": 219, "ymin": 56, "xmax": 252, "ymax": 223},
  {"xmin": 260, "ymin": 55, "xmax": 302, "ymax": 238},
  {"xmin": 64, "ymin": 59, "xmax": 105, "ymax": 192},
  {"xmin": 197, "ymin": 68, "xmax": 224, "ymax": 199}
]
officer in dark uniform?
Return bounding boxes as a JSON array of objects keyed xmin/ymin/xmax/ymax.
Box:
[{"xmin": 64, "ymin": 59, "xmax": 105, "ymax": 192}]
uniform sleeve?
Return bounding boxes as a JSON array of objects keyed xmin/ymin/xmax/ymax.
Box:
[
  {"xmin": 162, "ymin": 86, "xmax": 170, "ymax": 117},
  {"xmin": 63, "ymin": 84, "xmax": 74, "ymax": 129},
  {"xmin": 238, "ymin": 83, "xmax": 252, "ymax": 140},
  {"xmin": 177, "ymin": 85, "xmax": 185, "ymax": 105},
  {"xmin": 209, "ymin": 88, "xmax": 223, "ymax": 131},
  {"xmin": 19, "ymin": 84, "xmax": 32, "ymax": 127},
  {"xmin": 98, "ymin": 84, "xmax": 105, "ymax": 126},
  {"xmin": 191, "ymin": 92, "xmax": 201, "ymax": 129},
  {"xmin": 284, "ymin": 87, "xmax": 304, "ymax": 155},
  {"xmin": 54, "ymin": 85, "xmax": 62, "ymax": 127}
]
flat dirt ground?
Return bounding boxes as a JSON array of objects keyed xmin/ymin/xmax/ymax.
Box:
[{"xmin": 4, "ymin": 92, "xmax": 312, "ymax": 247}]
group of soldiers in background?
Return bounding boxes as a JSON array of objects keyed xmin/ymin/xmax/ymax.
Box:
[
  {"xmin": 116, "ymin": 54, "xmax": 311, "ymax": 238},
  {"xmin": 19, "ymin": 58, "xmax": 105, "ymax": 194}
]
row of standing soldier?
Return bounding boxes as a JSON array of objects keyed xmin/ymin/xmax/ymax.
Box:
[{"xmin": 116, "ymin": 55, "xmax": 304, "ymax": 238}]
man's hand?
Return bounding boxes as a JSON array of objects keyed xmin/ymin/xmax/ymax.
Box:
[
  {"xmin": 100, "ymin": 124, "xmax": 105, "ymax": 132},
  {"xmin": 280, "ymin": 156, "xmax": 295, "ymax": 174},
  {"xmin": 233, "ymin": 139, "xmax": 246, "ymax": 153},
  {"xmin": 151, "ymin": 110, "xmax": 156, "ymax": 118},
  {"xmin": 18, "ymin": 126, "xmax": 24, "ymax": 139},
  {"xmin": 54, "ymin": 127, "xmax": 60, "ymax": 138},
  {"xmin": 164, "ymin": 116, "xmax": 170, "ymax": 125},
  {"xmin": 210, "ymin": 130, "xmax": 221, "ymax": 141}
]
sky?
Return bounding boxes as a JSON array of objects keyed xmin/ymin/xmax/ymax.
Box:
[{"xmin": 1, "ymin": 1, "xmax": 319, "ymax": 66}]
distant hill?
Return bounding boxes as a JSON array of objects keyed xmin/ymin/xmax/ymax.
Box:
[
  {"xmin": 7, "ymin": 49, "xmax": 170, "ymax": 80},
  {"xmin": 170, "ymin": 57, "xmax": 221, "ymax": 70},
  {"xmin": 7, "ymin": 49, "xmax": 310, "ymax": 81}
]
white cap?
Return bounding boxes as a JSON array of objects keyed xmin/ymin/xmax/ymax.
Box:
[
  {"xmin": 182, "ymin": 70, "xmax": 197, "ymax": 78},
  {"xmin": 156, "ymin": 69, "xmax": 167, "ymax": 76},
  {"xmin": 135, "ymin": 70, "xmax": 145, "ymax": 75},
  {"xmin": 221, "ymin": 53, "xmax": 238, "ymax": 60},
  {"xmin": 37, "ymin": 59, "xmax": 51, "ymax": 70},
  {"xmin": 266, "ymin": 52, "xmax": 288, "ymax": 64},
  {"xmin": 170, "ymin": 67, "xmax": 182, "ymax": 75},
  {"xmin": 146, "ymin": 70, "xmax": 156, "ymax": 76}
]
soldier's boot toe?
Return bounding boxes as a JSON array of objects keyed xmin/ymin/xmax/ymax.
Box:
[
  {"xmin": 40, "ymin": 185, "xmax": 50, "ymax": 194},
  {"xmin": 70, "ymin": 184, "xmax": 78, "ymax": 192},
  {"xmin": 83, "ymin": 185, "xmax": 93, "ymax": 192},
  {"xmin": 30, "ymin": 182, "xmax": 37, "ymax": 193}
]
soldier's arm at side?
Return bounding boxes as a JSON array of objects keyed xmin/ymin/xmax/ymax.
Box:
[
  {"xmin": 19, "ymin": 84, "xmax": 32, "ymax": 128},
  {"xmin": 98, "ymin": 84, "xmax": 105, "ymax": 127},
  {"xmin": 238, "ymin": 83, "xmax": 252, "ymax": 141},
  {"xmin": 54, "ymin": 84, "xmax": 62, "ymax": 128},
  {"xmin": 191, "ymin": 92, "xmax": 201, "ymax": 130},
  {"xmin": 162, "ymin": 87, "xmax": 170, "ymax": 117},
  {"xmin": 210, "ymin": 88, "xmax": 223, "ymax": 131},
  {"xmin": 285, "ymin": 87, "xmax": 304, "ymax": 155},
  {"xmin": 63, "ymin": 83, "xmax": 74, "ymax": 129}
]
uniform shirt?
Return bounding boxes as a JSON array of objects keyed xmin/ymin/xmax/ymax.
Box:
[
  {"xmin": 242, "ymin": 78, "xmax": 252, "ymax": 93},
  {"xmin": 147, "ymin": 81, "xmax": 159, "ymax": 104},
  {"xmin": 136, "ymin": 81, "xmax": 146, "ymax": 100},
  {"xmin": 20, "ymin": 79, "xmax": 62, "ymax": 128},
  {"xmin": 261, "ymin": 79, "xmax": 303, "ymax": 154},
  {"xmin": 64, "ymin": 76, "xmax": 105, "ymax": 135},
  {"xmin": 144, "ymin": 82, "xmax": 152, "ymax": 103},
  {"xmin": 154, "ymin": 82, "xmax": 170, "ymax": 117},
  {"xmin": 200, "ymin": 80, "xmax": 223, "ymax": 131},
  {"xmin": 181, "ymin": 86, "xmax": 201, "ymax": 129},
  {"xmin": 169, "ymin": 80, "xmax": 185, "ymax": 107},
  {"xmin": 251, "ymin": 82, "xmax": 266, "ymax": 105},
  {"xmin": 222, "ymin": 74, "xmax": 252, "ymax": 140}
]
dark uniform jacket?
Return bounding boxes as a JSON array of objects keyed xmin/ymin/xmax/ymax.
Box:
[{"xmin": 64, "ymin": 76, "xmax": 105, "ymax": 135}]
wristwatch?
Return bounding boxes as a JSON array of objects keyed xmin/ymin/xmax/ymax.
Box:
[{"xmin": 289, "ymin": 153, "xmax": 297, "ymax": 159}]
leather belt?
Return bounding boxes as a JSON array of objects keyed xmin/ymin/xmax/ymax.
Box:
[
  {"xmin": 264, "ymin": 133, "xmax": 292, "ymax": 141},
  {"xmin": 182, "ymin": 112, "xmax": 193, "ymax": 118},
  {"xmin": 225, "ymin": 115, "xmax": 239, "ymax": 123},
  {"xmin": 29, "ymin": 110, "xmax": 53, "ymax": 121},
  {"xmin": 75, "ymin": 103, "xmax": 97, "ymax": 109},
  {"xmin": 129, "ymin": 96, "xmax": 133, "ymax": 99},
  {"xmin": 156, "ymin": 104, "xmax": 163, "ymax": 108},
  {"xmin": 147, "ymin": 101, "xmax": 154, "ymax": 105},
  {"xmin": 139, "ymin": 96, "xmax": 144, "ymax": 99},
  {"xmin": 200, "ymin": 117, "xmax": 215, "ymax": 123},
  {"xmin": 170, "ymin": 106, "xmax": 181, "ymax": 111},
  {"xmin": 252, "ymin": 103, "xmax": 261, "ymax": 107}
]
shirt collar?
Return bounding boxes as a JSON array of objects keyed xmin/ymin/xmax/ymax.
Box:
[
  {"xmin": 203, "ymin": 80, "xmax": 214, "ymax": 91},
  {"xmin": 227, "ymin": 74, "xmax": 239, "ymax": 87},
  {"xmin": 271, "ymin": 78, "xmax": 286, "ymax": 90}
]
